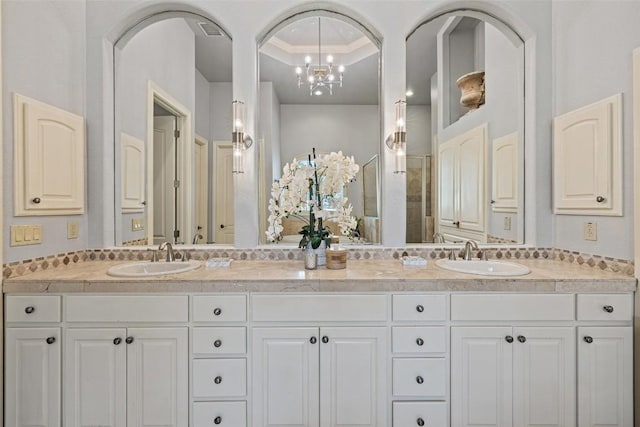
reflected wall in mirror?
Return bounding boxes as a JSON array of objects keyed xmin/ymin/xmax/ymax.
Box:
[
  {"xmin": 406, "ymin": 12, "xmax": 524, "ymax": 244},
  {"xmin": 114, "ymin": 14, "xmax": 232, "ymax": 246},
  {"xmin": 258, "ymin": 13, "xmax": 381, "ymax": 244}
]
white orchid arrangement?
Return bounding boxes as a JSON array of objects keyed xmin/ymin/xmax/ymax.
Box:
[{"xmin": 266, "ymin": 149, "xmax": 360, "ymax": 249}]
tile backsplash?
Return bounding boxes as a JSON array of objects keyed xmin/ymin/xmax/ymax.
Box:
[{"xmin": 2, "ymin": 246, "xmax": 634, "ymax": 279}]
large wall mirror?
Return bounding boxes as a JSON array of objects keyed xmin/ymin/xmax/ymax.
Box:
[
  {"xmin": 258, "ymin": 12, "xmax": 381, "ymax": 245},
  {"xmin": 114, "ymin": 13, "xmax": 232, "ymax": 246},
  {"xmin": 406, "ymin": 10, "xmax": 525, "ymax": 244}
]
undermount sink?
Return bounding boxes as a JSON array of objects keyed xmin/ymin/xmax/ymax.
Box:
[
  {"xmin": 435, "ymin": 259, "xmax": 530, "ymax": 276},
  {"xmin": 107, "ymin": 260, "xmax": 201, "ymax": 277}
]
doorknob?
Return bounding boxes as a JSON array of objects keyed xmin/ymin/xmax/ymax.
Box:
[{"xmin": 220, "ymin": 224, "xmax": 225, "ymax": 229}]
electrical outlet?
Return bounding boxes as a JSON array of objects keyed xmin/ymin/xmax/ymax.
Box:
[
  {"xmin": 67, "ymin": 221, "xmax": 79, "ymax": 239},
  {"xmin": 584, "ymin": 221, "xmax": 597, "ymax": 241},
  {"xmin": 503, "ymin": 217, "xmax": 511, "ymax": 231}
]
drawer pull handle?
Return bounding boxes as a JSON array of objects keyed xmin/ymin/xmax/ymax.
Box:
[
  {"xmin": 125, "ymin": 337, "xmax": 134, "ymax": 344},
  {"xmin": 416, "ymin": 376, "xmax": 424, "ymax": 384},
  {"xmin": 214, "ymin": 416, "xmax": 222, "ymax": 425},
  {"xmin": 25, "ymin": 306, "xmax": 35, "ymax": 314},
  {"xmin": 417, "ymin": 418, "xmax": 425, "ymax": 426},
  {"xmin": 322, "ymin": 336, "xmax": 329, "ymax": 344},
  {"xmin": 416, "ymin": 305, "xmax": 424, "ymax": 313},
  {"xmin": 505, "ymin": 336, "xmax": 514, "ymax": 343},
  {"xmin": 603, "ymin": 305, "xmax": 614, "ymax": 313},
  {"xmin": 517, "ymin": 335, "xmax": 526, "ymax": 343},
  {"xmin": 310, "ymin": 337, "xmax": 317, "ymax": 344},
  {"xmin": 416, "ymin": 338, "xmax": 424, "ymax": 346},
  {"xmin": 584, "ymin": 336, "xmax": 594, "ymax": 344},
  {"xmin": 46, "ymin": 337, "xmax": 56, "ymax": 345},
  {"xmin": 214, "ymin": 339, "xmax": 222, "ymax": 348},
  {"xmin": 32, "ymin": 197, "xmax": 41, "ymax": 204},
  {"xmin": 113, "ymin": 337, "xmax": 122, "ymax": 345},
  {"xmin": 214, "ymin": 376, "xmax": 222, "ymax": 384},
  {"xmin": 213, "ymin": 307, "xmax": 222, "ymax": 316},
  {"xmin": 596, "ymin": 196, "xmax": 606, "ymax": 203}
]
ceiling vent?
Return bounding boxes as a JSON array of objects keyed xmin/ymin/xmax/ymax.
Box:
[{"xmin": 198, "ymin": 22, "xmax": 222, "ymax": 37}]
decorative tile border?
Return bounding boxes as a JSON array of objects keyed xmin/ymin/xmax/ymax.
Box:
[
  {"xmin": 1, "ymin": 246, "xmax": 634, "ymax": 279},
  {"xmin": 487, "ymin": 235, "xmax": 518, "ymax": 244}
]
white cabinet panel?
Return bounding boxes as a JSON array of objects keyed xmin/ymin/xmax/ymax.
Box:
[
  {"xmin": 553, "ymin": 94, "xmax": 622, "ymax": 215},
  {"xmin": 492, "ymin": 132, "xmax": 519, "ymax": 213},
  {"xmin": 577, "ymin": 294, "xmax": 633, "ymax": 321},
  {"xmin": 451, "ymin": 294, "xmax": 574, "ymax": 321},
  {"xmin": 193, "ymin": 358, "xmax": 247, "ymax": 398},
  {"xmin": 392, "ymin": 294, "xmax": 446, "ymax": 321},
  {"xmin": 13, "ymin": 93, "xmax": 85, "ymax": 215},
  {"xmin": 192, "ymin": 327, "xmax": 247, "ymax": 355},
  {"xmin": 65, "ymin": 295, "xmax": 188, "ymax": 323},
  {"xmin": 192, "ymin": 295, "xmax": 247, "ymax": 323},
  {"xmin": 578, "ymin": 327, "xmax": 633, "ymax": 427},
  {"xmin": 126, "ymin": 328, "xmax": 188, "ymax": 427},
  {"xmin": 6, "ymin": 295, "xmax": 60, "ymax": 323},
  {"xmin": 393, "ymin": 358, "xmax": 447, "ymax": 398},
  {"xmin": 193, "ymin": 401, "xmax": 246, "ymax": 427},
  {"xmin": 438, "ymin": 140, "xmax": 457, "ymax": 226},
  {"xmin": 392, "ymin": 327, "xmax": 447, "ymax": 354},
  {"xmin": 121, "ymin": 133, "xmax": 145, "ymax": 213},
  {"xmin": 393, "ymin": 401, "xmax": 448, "ymax": 427},
  {"xmin": 5, "ymin": 328, "xmax": 60, "ymax": 427}
]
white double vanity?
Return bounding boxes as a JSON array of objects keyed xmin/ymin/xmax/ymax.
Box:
[{"xmin": 3, "ymin": 259, "xmax": 635, "ymax": 427}]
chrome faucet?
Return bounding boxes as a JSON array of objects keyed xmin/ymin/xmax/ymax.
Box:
[
  {"xmin": 433, "ymin": 232, "xmax": 445, "ymax": 243},
  {"xmin": 158, "ymin": 242, "xmax": 175, "ymax": 262},
  {"xmin": 462, "ymin": 240, "xmax": 479, "ymax": 261}
]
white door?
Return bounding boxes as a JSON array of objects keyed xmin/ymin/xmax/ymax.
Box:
[
  {"xmin": 194, "ymin": 136, "xmax": 209, "ymax": 243},
  {"xmin": 512, "ymin": 327, "xmax": 576, "ymax": 427},
  {"xmin": 437, "ymin": 139, "xmax": 457, "ymax": 230},
  {"xmin": 457, "ymin": 130, "xmax": 485, "ymax": 232},
  {"xmin": 578, "ymin": 327, "xmax": 633, "ymax": 427},
  {"xmin": 319, "ymin": 327, "xmax": 387, "ymax": 427},
  {"xmin": 121, "ymin": 133, "xmax": 146, "ymax": 213},
  {"xmin": 126, "ymin": 328, "xmax": 188, "ymax": 427},
  {"xmin": 153, "ymin": 116, "xmax": 176, "ymax": 244},
  {"xmin": 252, "ymin": 327, "xmax": 320, "ymax": 427},
  {"xmin": 214, "ymin": 144, "xmax": 234, "ymax": 244},
  {"xmin": 5, "ymin": 328, "xmax": 60, "ymax": 427},
  {"xmin": 491, "ymin": 132, "xmax": 518, "ymax": 213},
  {"xmin": 64, "ymin": 328, "xmax": 127, "ymax": 427},
  {"xmin": 451, "ymin": 327, "xmax": 513, "ymax": 427}
]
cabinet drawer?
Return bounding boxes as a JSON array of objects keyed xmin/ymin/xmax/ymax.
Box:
[
  {"xmin": 6, "ymin": 296, "xmax": 61, "ymax": 322},
  {"xmin": 393, "ymin": 401, "xmax": 447, "ymax": 427},
  {"xmin": 192, "ymin": 358, "xmax": 246, "ymax": 398},
  {"xmin": 577, "ymin": 294, "xmax": 633, "ymax": 321},
  {"xmin": 192, "ymin": 295, "xmax": 247, "ymax": 323},
  {"xmin": 393, "ymin": 358, "xmax": 447, "ymax": 398},
  {"xmin": 193, "ymin": 401, "xmax": 246, "ymax": 427},
  {"xmin": 393, "ymin": 327, "xmax": 446, "ymax": 353},
  {"xmin": 193, "ymin": 327, "xmax": 247, "ymax": 355},
  {"xmin": 451, "ymin": 294, "xmax": 574, "ymax": 321},
  {"xmin": 392, "ymin": 295, "xmax": 446, "ymax": 321},
  {"xmin": 252, "ymin": 294, "xmax": 387, "ymax": 322},
  {"xmin": 65, "ymin": 295, "xmax": 188, "ymax": 322}
]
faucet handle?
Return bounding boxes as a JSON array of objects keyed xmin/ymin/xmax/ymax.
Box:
[
  {"xmin": 181, "ymin": 250, "xmax": 190, "ymax": 261},
  {"xmin": 150, "ymin": 250, "xmax": 159, "ymax": 262},
  {"xmin": 480, "ymin": 250, "xmax": 488, "ymax": 261},
  {"xmin": 448, "ymin": 249, "xmax": 457, "ymax": 260}
]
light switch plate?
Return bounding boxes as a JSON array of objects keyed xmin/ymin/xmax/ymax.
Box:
[
  {"xmin": 10, "ymin": 225, "xmax": 42, "ymax": 246},
  {"xmin": 131, "ymin": 218, "xmax": 145, "ymax": 231},
  {"xmin": 67, "ymin": 221, "xmax": 79, "ymax": 239},
  {"xmin": 583, "ymin": 221, "xmax": 597, "ymax": 241}
]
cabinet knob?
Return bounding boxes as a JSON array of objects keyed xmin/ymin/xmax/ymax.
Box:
[
  {"xmin": 322, "ymin": 336, "xmax": 329, "ymax": 344},
  {"xmin": 417, "ymin": 418, "xmax": 425, "ymax": 426},
  {"xmin": 416, "ymin": 338, "xmax": 424, "ymax": 346},
  {"xmin": 214, "ymin": 339, "xmax": 222, "ymax": 348},
  {"xmin": 517, "ymin": 335, "xmax": 526, "ymax": 343},
  {"xmin": 584, "ymin": 336, "xmax": 594, "ymax": 344},
  {"xmin": 213, "ymin": 307, "xmax": 222, "ymax": 316},
  {"xmin": 46, "ymin": 336, "xmax": 56, "ymax": 345},
  {"xmin": 416, "ymin": 304, "xmax": 424, "ymax": 313},
  {"xmin": 453, "ymin": 221, "xmax": 460, "ymax": 227},
  {"xmin": 505, "ymin": 335, "xmax": 514, "ymax": 343},
  {"xmin": 125, "ymin": 337, "xmax": 134, "ymax": 344},
  {"xmin": 596, "ymin": 196, "xmax": 605, "ymax": 203},
  {"xmin": 310, "ymin": 337, "xmax": 317, "ymax": 344},
  {"xmin": 113, "ymin": 337, "xmax": 122, "ymax": 345},
  {"xmin": 416, "ymin": 376, "xmax": 424, "ymax": 384},
  {"xmin": 214, "ymin": 416, "xmax": 222, "ymax": 425},
  {"xmin": 214, "ymin": 376, "xmax": 222, "ymax": 384},
  {"xmin": 24, "ymin": 306, "xmax": 35, "ymax": 314},
  {"xmin": 32, "ymin": 197, "xmax": 41, "ymax": 204},
  {"xmin": 603, "ymin": 305, "xmax": 614, "ymax": 313}
]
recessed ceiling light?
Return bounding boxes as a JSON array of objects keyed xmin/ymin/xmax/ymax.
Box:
[{"xmin": 406, "ymin": 89, "xmax": 414, "ymax": 97}]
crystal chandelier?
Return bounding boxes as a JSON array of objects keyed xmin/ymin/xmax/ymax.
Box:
[{"xmin": 295, "ymin": 17, "xmax": 345, "ymax": 96}]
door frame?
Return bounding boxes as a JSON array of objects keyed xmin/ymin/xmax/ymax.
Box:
[
  {"xmin": 194, "ymin": 134, "xmax": 209, "ymax": 244},
  {"xmin": 146, "ymin": 81, "xmax": 192, "ymax": 245},
  {"xmin": 631, "ymin": 46, "xmax": 640, "ymax": 422}
]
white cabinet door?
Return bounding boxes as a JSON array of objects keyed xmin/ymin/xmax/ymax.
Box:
[
  {"xmin": 578, "ymin": 327, "xmax": 633, "ymax": 427},
  {"xmin": 252, "ymin": 328, "xmax": 320, "ymax": 427},
  {"xmin": 492, "ymin": 132, "xmax": 518, "ymax": 213},
  {"xmin": 5, "ymin": 328, "xmax": 60, "ymax": 427},
  {"xmin": 120, "ymin": 133, "xmax": 145, "ymax": 213},
  {"xmin": 457, "ymin": 129, "xmax": 486, "ymax": 232},
  {"xmin": 126, "ymin": 328, "xmax": 188, "ymax": 427},
  {"xmin": 320, "ymin": 327, "xmax": 387, "ymax": 427},
  {"xmin": 64, "ymin": 328, "xmax": 127, "ymax": 427},
  {"xmin": 438, "ymin": 139, "xmax": 457, "ymax": 228},
  {"xmin": 512, "ymin": 327, "xmax": 576, "ymax": 427},
  {"xmin": 451, "ymin": 327, "xmax": 513, "ymax": 427}
]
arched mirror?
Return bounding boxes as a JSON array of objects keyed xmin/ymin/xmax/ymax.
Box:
[
  {"xmin": 114, "ymin": 13, "xmax": 232, "ymax": 246},
  {"xmin": 406, "ymin": 11, "xmax": 525, "ymax": 244},
  {"xmin": 258, "ymin": 12, "xmax": 381, "ymax": 245}
]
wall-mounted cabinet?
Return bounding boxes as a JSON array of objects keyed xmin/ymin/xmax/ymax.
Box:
[
  {"xmin": 13, "ymin": 94, "xmax": 85, "ymax": 216},
  {"xmin": 120, "ymin": 133, "xmax": 145, "ymax": 213},
  {"xmin": 553, "ymin": 94, "xmax": 622, "ymax": 216},
  {"xmin": 491, "ymin": 132, "xmax": 518, "ymax": 213}
]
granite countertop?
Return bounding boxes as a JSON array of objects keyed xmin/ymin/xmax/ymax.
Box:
[{"xmin": 3, "ymin": 258, "xmax": 636, "ymax": 293}]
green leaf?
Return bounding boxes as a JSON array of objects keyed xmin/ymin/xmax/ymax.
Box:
[{"xmin": 310, "ymin": 236, "xmax": 322, "ymax": 249}]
